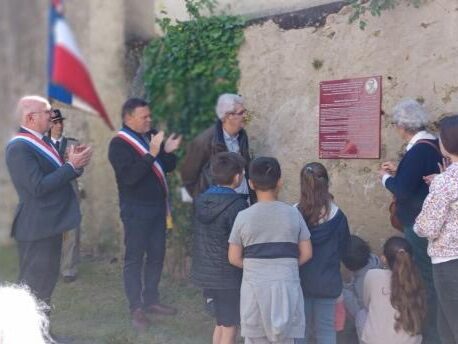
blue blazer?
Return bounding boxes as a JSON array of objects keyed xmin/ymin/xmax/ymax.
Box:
[
  {"xmin": 385, "ymin": 139, "xmax": 442, "ymax": 226},
  {"xmin": 5, "ymin": 128, "xmax": 81, "ymax": 241}
]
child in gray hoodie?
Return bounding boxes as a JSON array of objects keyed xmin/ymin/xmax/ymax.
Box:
[{"xmin": 342, "ymin": 235, "xmax": 382, "ymax": 330}]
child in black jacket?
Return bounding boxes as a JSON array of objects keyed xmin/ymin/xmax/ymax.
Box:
[{"xmin": 191, "ymin": 152, "xmax": 248, "ymax": 344}]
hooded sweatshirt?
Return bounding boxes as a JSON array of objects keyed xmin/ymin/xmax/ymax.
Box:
[
  {"xmin": 343, "ymin": 254, "xmax": 382, "ymax": 317},
  {"xmin": 299, "ymin": 204, "xmax": 351, "ymax": 298},
  {"xmin": 191, "ymin": 186, "xmax": 248, "ymax": 289}
]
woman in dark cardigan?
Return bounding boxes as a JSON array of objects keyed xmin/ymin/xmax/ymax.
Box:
[{"xmin": 380, "ymin": 98, "xmax": 442, "ymax": 344}]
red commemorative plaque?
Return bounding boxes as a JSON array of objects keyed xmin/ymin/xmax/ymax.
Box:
[{"xmin": 319, "ymin": 76, "xmax": 382, "ymax": 159}]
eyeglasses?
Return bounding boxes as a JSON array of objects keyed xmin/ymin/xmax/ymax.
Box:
[
  {"xmin": 226, "ymin": 109, "xmax": 247, "ymax": 117},
  {"xmin": 29, "ymin": 110, "xmax": 53, "ymax": 115},
  {"xmin": 28, "ymin": 110, "xmax": 54, "ymax": 119}
]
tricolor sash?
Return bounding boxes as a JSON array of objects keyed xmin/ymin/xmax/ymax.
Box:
[
  {"xmin": 9, "ymin": 132, "xmax": 64, "ymax": 169},
  {"xmin": 117, "ymin": 128, "xmax": 174, "ymax": 230}
]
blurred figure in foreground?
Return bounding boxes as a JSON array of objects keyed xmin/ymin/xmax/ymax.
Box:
[{"xmin": 0, "ymin": 284, "xmax": 53, "ymax": 344}]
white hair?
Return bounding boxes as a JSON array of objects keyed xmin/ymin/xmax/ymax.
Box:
[
  {"xmin": 19, "ymin": 95, "xmax": 51, "ymax": 107},
  {"xmin": 0, "ymin": 284, "xmax": 54, "ymax": 344},
  {"xmin": 15, "ymin": 95, "xmax": 51, "ymax": 122},
  {"xmin": 392, "ymin": 98, "xmax": 430, "ymax": 132},
  {"xmin": 215, "ymin": 93, "xmax": 244, "ymax": 120}
]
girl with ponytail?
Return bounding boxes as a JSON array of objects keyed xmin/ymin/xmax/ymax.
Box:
[
  {"xmin": 296, "ymin": 162, "xmax": 350, "ymax": 344},
  {"xmin": 361, "ymin": 236, "xmax": 426, "ymax": 344}
]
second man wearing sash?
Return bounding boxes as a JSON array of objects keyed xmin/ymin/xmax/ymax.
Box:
[{"xmin": 108, "ymin": 98, "xmax": 181, "ymax": 331}]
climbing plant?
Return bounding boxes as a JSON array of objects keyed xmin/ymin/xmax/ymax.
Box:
[
  {"xmin": 142, "ymin": 0, "xmax": 245, "ymax": 279},
  {"xmin": 143, "ymin": 0, "xmax": 245, "ymax": 141},
  {"xmin": 347, "ymin": 0, "xmax": 424, "ymax": 29}
]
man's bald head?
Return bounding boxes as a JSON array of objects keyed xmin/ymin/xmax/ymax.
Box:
[
  {"xmin": 17, "ymin": 96, "xmax": 52, "ymax": 134},
  {"xmin": 17, "ymin": 96, "xmax": 51, "ymax": 121}
]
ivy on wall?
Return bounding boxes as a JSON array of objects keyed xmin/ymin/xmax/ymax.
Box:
[
  {"xmin": 347, "ymin": 0, "xmax": 424, "ymax": 29},
  {"xmin": 143, "ymin": 0, "xmax": 245, "ymax": 141},
  {"xmin": 142, "ymin": 0, "xmax": 245, "ymax": 278}
]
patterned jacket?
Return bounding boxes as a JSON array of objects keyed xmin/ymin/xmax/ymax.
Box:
[{"xmin": 414, "ymin": 162, "xmax": 458, "ymax": 259}]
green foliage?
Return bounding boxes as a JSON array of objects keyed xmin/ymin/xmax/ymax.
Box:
[
  {"xmin": 184, "ymin": 0, "xmax": 217, "ymax": 18},
  {"xmin": 142, "ymin": 1, "xmax": 245, "ymax": 278},
  {"xmin": 143, "ymin": 0, "xmax": 245, "ymax": 140},
  {"xmin": 347, "ymin": 0, "xmax": 424, "ymax": 29}
]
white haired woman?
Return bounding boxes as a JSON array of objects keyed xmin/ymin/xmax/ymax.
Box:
[
  {"xmin": 380, "ymin": 98, "xmax": 442, "ymax": 343},
  {"xmin": 0, "ymin": 284, "xmax": 54, "ymax": 344}
]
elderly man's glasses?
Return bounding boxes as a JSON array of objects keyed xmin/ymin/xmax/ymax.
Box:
[
  {"xmin": 28, "ymin": 110, "xmax": 54, "ymax": 122},
  {"xmin": 227, "ymin": 109, "xmax": 247, "ymax": 117},
  {"xmin": 28, "ymin": 110, "xmax": 54, "ymax": 116}
]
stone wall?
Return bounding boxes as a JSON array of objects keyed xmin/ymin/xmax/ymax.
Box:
[
  {"xmin": 238, "ymin": 1, "xmax": 458, "ymax": 249},
  {"xmin": 63, "ymin": 0, "xmax": 127, "ymax": 255},
  {"xmin": 1, "ymin": 0, "xmax": 457, "ymax": 253},
  {"xmin": 155, "ymin": 0, "xmax": 338, "ymax": 21},
  {"xmin": 125, "ymin": 0, "xmax": 156, "ymax": 40},
  {"xmin": 0, "ymin": 0, "xmax": 48, "ymax": 244},
  {"xmin": 0, "ymin": 0, "xmax": 127, "ymax": 251}
]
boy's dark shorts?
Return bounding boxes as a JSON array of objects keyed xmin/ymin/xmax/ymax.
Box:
[{"xmin": 205, "ymin": 288, "xmax": 240, "ymax": 327}]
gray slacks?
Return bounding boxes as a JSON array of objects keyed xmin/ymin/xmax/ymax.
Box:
[
  {"xmin": 17, "ymin": 233, "xmax": 63, "ymax": 307},
  {"xmin": 61, "ymin": 226, "xmax": 80, "ymax": 277},
  {"xmin": 433, "ymin": 259, "xmax": 458, "ymax": 344}
]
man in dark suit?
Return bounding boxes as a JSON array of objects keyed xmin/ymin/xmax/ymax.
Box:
[
  {"xmin": 48, "ymin": 109, "xmax": 83, "ymax": 283},
  {"xmin": 108, "ymin": 98, "xmax": 181, "ymax": 331},
  {"xmin": 5, "ymin": 95, "xmax": 92, "ymax": 309}
]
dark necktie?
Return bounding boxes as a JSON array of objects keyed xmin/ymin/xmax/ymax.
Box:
[{"xmin": 54, "ymin": 140, "xmax": 60, "ymax": 151}]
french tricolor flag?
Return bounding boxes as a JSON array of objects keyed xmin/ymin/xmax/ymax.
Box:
[{"xmin": 48, "ymin": 0, "xmax": 114, "ymax": 130}]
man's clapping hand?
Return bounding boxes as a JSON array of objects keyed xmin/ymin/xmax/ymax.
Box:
[
  {"xmin": 67, "ymin": 145, "xmax": 93, "ymax": 169},
  {"xmin": 164, "ymin": 133, "xmax": 182, "ymax": 153},
  {"xmin": 149, "ymin": 131, "xmax": 165, "ymax": 157},
  {"xmin": 149, "ymin": 131, "xmax": 182, "ymax": 156}
]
